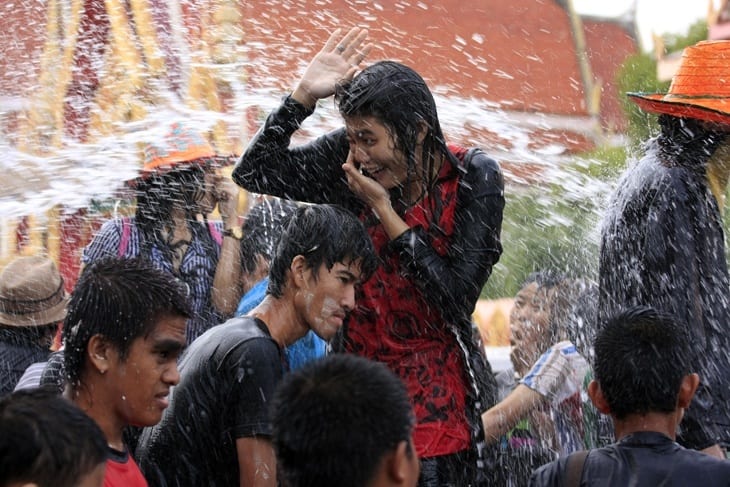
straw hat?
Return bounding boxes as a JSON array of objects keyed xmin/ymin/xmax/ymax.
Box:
[
  {"xmin": 628, "ymin": 40, "xmax": 730, "ymax": 125},
  {"xmin": 137, "ymin": 122, "xmax": 236, "ymax": 180},
  {"xmin": 0, "ymin": 256, "xmax": 68, "ymax": 327}
]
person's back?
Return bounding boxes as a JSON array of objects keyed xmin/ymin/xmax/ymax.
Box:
[
  {"xmin": 533, "ymin": 434, "xmax": 730, "ymax": 486},
  {"xmin": 136, "ymin": 316, "xmax": 283, "ymax": 486},
  {"xmin": 531, "ymin": 306, "xmax": 730, "ymax": 487}
]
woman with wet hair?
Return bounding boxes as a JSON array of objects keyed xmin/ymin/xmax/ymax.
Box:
[
  {"xmin": 84, "ymin": 123, "xmax": 243, "ymax": 344},
  {"xmin": 234, "ymin": 28, "xmax": 504, "ymax": 486}
]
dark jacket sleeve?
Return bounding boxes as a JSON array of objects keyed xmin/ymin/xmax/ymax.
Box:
[
  {"xmin": 233, "ymin": 95, "xmax": 362, "ymax": 210},
  {"xmin": 390, "ymin": 150, "xmax": 504, "ymax": 323}
]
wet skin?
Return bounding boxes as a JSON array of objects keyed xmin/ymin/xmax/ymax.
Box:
[
  {"xmin": 297, "ymin": 259, "xmax": 364, "ymax": 341},
  {"xmin": 509, "ymin": 282, "xmax": 553, "ymax": 377},
  {"xmin": 344, "ymin": 115, "xmax": 419, "ymax": 193},
  {"xmin": 106, "ymin": 314, "xmax": 187, "ymax": 428}
]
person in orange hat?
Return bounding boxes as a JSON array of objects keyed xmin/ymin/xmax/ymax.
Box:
[
  {"xmin": 0, "ymin": 256, "xmax": 68, "ymax": 395},
  {"xmin": 83, "ymin": 123, "xmax": 243, "ymax": 345},
  {"xmin": 599, "ymin": 40, "xmax": 730, "ymax": 458}
]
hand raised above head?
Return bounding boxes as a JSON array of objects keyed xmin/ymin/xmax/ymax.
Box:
[{"xmin": 292, "ymin": 27, "xmax": 372, "ymax": 109}]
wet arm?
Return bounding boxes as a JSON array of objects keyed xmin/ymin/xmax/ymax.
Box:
[
  {"xmin": 236, "ymin": 437, "xmax": 276, "ymax": 487},
  {"xmin": 481, "ymin": 384, "xmax": 545, "ymax": 444},
  {"xmin": 233, "ymin": 96, "xmax": 357, "ymax": 207},
  {"xmin": 391, "ymin": 153, "xmax": 504, "ymax": 322}
]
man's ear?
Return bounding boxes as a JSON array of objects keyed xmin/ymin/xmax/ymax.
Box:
[
  {"xmin": 290, "ymin": 255, "xmax": 308, "ymax": 289},
  {"xmin": 678, "ymin": 373, "xmax": 700, "ymax": 409},
  {"xmin": 87, "ymin": 334, "xmax": 112, "ymax": 375},
  {"xmin": 385, "ymin": 440, "xmax": 416, "ymax": 484},
  {"xmin": 587, "ymin": 379, "xmax": 611, "ymax": 415}
]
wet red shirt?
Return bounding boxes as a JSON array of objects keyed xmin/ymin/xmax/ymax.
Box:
[{"xmin": 345, "ymin": 151, "xmax": 471, "ymax": 457}]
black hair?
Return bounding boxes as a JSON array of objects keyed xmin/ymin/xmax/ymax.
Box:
[
  {"xmin": 239, "ymin": 198, "xmax": 299, "ymax": 275},
  {"xmin": 271, "ymin": 354, "xmax": 415, "ymax": 487},
  {"xmin": 656, "ymin": 115, "xmax": 728, "ymax": 171},
  {"xmin": 0, "ymin": 387, "xmax": 107, "ymax": 487},
  {"xmin": 594, "ymin": 305, "xmax": 693, "ymax": 420},
  {"xmin": 335, "ymin": 61, "xmax": 459, "ymax": 209},
  {"xmin": 267, "ymin": 204, "xmax": 377, "ymax": 298},
  {"xmin": 134, "ymin": 164, "xmax": 218, "ymax": 264},
  {"xmin": 63, "ymin": 256, "xmax": 191, "ymax": 387}
]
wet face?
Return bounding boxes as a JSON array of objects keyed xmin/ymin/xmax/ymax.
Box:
[
  {"xmin": 195, "ymin": 169, "xmax": 221, "ymax": 215},
  {"xmin": 297, "ymin": 259, "xmax": 363, "ymax": 341},
  {"xmin": 344, "ymin": 116, "xmax": 411, "ymax": 191},
  {"xmin": 107, "ymin": 314, "xmax": 186, "ymax": 427},
  {"xmin": 509, "ymin": 282, "xmax": 552, "ymax": 377}
]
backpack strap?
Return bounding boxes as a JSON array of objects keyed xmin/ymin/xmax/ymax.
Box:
[
  {"xmin": 118, "ymin": 217, "xmax": 131, "ymax": 257},
  {"xmin": 564, "ymin": 450, "xmax": 589, "ymax": 487},
  {"xmin": 208, "ymin": 221, "xmax": 223, "ymax": 246}
]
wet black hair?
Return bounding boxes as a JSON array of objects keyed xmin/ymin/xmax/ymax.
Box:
[
  {"xmin": 594, "ymin": 305, "xmax": 693, "ymax": 420},
  {"xmin": 271, "ymin": 354, "xmax": 415, "ymax": 487},
  {"xmin": 0, "ymin": 387, "xmax": 107, "ymax": 487},
  {"xmin": 63, "ymin": 256, "xmax": 191, "ymax": 387},
  {"xmin": 335, "ymin": 61, "xmax": 459, "ymax": 209},
  {"xmin": 267, "ymin": 204, "xmax": 377, "ymax": 298},
  {"xmin": 656, "ymin": 115, "xmax": 728, "ymax": 170},
  {"xmin": 239, "ymin": 198, "xmax": 299, "ymax": 276},
  {"xmin": 134, "ymin": 164, "xmax": 218, "ymax": 263}
]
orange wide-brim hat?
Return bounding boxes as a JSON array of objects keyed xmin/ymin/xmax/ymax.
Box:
[
  {"xmin": 133, "ymin": 122, "xmax": 236, "ymax": 183},
  {"xmin": 628, "ymin": 40, "xmax": 730, "ymax": 125}
]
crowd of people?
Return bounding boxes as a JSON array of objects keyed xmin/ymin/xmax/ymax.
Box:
[{"xmin": 2, "ymin": 28, "xmax": 730, "ymax": 487}]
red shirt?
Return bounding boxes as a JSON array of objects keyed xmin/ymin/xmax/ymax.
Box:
[
  {"xmin": 346, "ymin": 152, "xmax": 471, "ymax": 457},
  {"xmin": 104, "ymin": 449, "xmax": 148, "ymax": 487}
]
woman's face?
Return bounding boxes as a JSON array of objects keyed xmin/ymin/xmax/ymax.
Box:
[{"xmin": 344, "ymin": 116, "xmax": 418, "ymax": 192}]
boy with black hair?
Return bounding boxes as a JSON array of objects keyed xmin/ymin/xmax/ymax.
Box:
[
  {"xmin": 64, "ymin": 257, "xmax": 191, "ymax": 487},
  {"xmin": 136, "ymin": 204, "xmax": 377, "ymax": 487},
  {"xmin": 0, "ymin": 387, "xmax": 108, "ymax": 487},
  {"xmin": 271, "ymin": 353, "xmax": 419, "ymax": 487},
  {"xmin": 530, "ymin": 306, "xmax": 730, "ymax": 486}
]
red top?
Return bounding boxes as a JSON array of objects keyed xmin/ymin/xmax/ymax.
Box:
[
  {"xmin": 345, "ymin": 150, "xmax": 471, "ymax": 457},
  {"xmin": 104, "ymin": 450, "xmax": 148, "ymax": 487}
]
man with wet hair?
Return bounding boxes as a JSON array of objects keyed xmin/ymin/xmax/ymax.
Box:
[
  {"xmin": 235, "ymin": 198, "xmax": 326, "ymax": 370},
  {"xmin": 599, "ymin": 40, "xmax": 730, "ymax": 456},
  {"xmin": 271, "ymin": 353, "xmax": 420, "ymax": 487},
  {"xmin": 64, "ymin": 256, "xmax": 190, "ymax": 487},
  {"xmin": 0, "ymin": 387, "xmax": 108, "ymax": 487},
  {"xmin": 531, "ymin": 306, "xmax": 730, "ymax": 486},
  {"xmin": 136, "ymin": 204, "xmax": 377, "ymax": 487}
]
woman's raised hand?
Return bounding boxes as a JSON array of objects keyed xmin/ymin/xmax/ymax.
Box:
[{"xmin": 292, "ymin": 27, "xmax": 371, "ymax": 109}]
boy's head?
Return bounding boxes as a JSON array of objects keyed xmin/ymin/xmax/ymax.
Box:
[
  {"xmin": 509, "ymin": 271, "xmax": 567, "ymax": 376},
  {"xmin": 267, "ymin": 204, "xmax": 377, "ymax": 341},
  {"xmin": 271, "ymin": 354, "xmax": 419, "ymax": 487},
  {"xmin": 591, "ymin": 305, "xmax": 698, "ymax": 421},
  {"xmin": 64, "ymin": 257, "xmax": 190, "ymax": 427},
  {"xmin": 0, "ymin": 387, "xmax": 108, "ymax": 487}
]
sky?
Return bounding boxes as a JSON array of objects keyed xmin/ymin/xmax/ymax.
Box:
[{"xmin": 573, "ymin": 0, "xmax": 717, "ymax": 51}]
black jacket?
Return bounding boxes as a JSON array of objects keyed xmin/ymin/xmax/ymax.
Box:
[{"xmin": 599, "ymin": 140, "xmax": 730, "ymax": 449}]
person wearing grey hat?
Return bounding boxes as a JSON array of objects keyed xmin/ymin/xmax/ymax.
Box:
[{"xmin": 0, "ymin": 256, "xmax": 68, "ymax": 396}]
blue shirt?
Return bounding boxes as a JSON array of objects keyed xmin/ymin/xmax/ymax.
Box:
[{"xmin": 235, "ymin": 277, "xmax": 326, "ymax": 370}]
